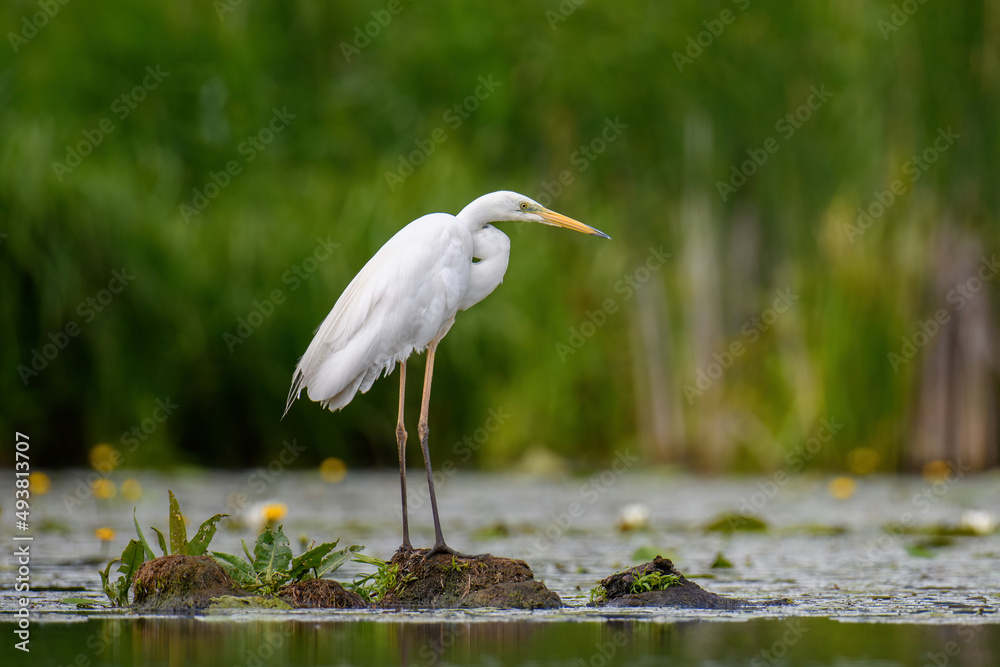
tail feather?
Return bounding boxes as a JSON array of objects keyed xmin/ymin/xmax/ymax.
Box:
[{"xmin": 283, "ymin": 368, "xmax": 305, "ymax": 419}]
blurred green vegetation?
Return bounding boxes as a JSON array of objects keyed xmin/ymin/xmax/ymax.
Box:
[{"xmin": 2, "ymin": 1, "xmax": 997, "ymax": 472}]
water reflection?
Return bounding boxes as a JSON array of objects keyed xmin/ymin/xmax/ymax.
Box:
[{"xmin": 10, "ymin": 616, "xmax": 998, "ymax": 667}]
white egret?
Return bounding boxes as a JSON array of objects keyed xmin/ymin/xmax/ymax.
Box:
[{"xmin": 285, "ymin": 190, "xmax": 610, "ymax": 556}]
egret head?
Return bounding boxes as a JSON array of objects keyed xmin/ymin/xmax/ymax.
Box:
[{"xmin": 461, "ymin": 190, "xmax": 611, "ymax": 239}]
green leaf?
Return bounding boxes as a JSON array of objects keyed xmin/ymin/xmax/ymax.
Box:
[
  {"xmin": 242, "ymin": 538, "xmax": 255, "ymax": 564},
  {"xmin": 288, "ymin": 541, "xmax": 338, "ymax": 581},
  {"xmin": 906, "ymin": 544, "xmax": 936, "ymax": 558},
  {"xmin": 211, "ymin": 551, "xmax": 257, "ymax": 587},
  {"xmin": 710, "ymin": 552, "xmax": 734, "ymax": 569},
  {"xmin": 631, "ymin": 546, "xmax": 661, "ymax": 562},
  {"xmin": 99, "ymin": 559, "xmax": 120, "ymax": 605},
  {"xmin": 317, "ymin": 545, "xmax": 364, "ymax": 578},
  {"xmin": 168, "ymin": 490, "xmax": 188, "ymax": 555},
  {"xmin": 703, "ymin": 513, "xmax": 768, "ymax": 533},
  {"xmin": 117, "ymin": 539, "xmax": 147, "ymax": 590},
  {"xmin": 352, "ymin": 553, "xmax": 385, "ymax": 567},
  {"xmin": 133, "ymin": 509, "xmax": 155, "ymax": 560},
  {"xmin": 151, "ymin": 526, "xmax": 168, "ymax": 556},
  {"xmin": 188, "ymin": 513, "xmax": 228, "ymax": 556},
  {"xmin": 253, "ymin": 526, "xmax": 292, "ymax": 577},
  {"xmin": 251, "ymin": 529, "xmax": 275, "ymax": 573}
]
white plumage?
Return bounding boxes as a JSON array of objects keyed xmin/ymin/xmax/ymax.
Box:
[
  {"xmin": 286, "ymin": 213, "xmax": 477, "ymax": 412},
  {"xmin": 284, "ymin": 190, "xmax": 609, "ymax": 556}
]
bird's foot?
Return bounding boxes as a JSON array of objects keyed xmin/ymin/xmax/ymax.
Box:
[
  {"xmin": 394, "ymin": 542, "xmax": 416, "ymax": 556},
  {"xmin": 423, "ymin": 543, "xmax": 490, "ymax": 560}
]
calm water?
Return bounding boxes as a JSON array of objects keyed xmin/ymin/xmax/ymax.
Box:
[
  {"xmin": 5, "ymin": 615, "xmax": 999, "ymax": 666},
  {"xmin": 2, "ymin": 470, "xmax": 999, "ymax": 665}
]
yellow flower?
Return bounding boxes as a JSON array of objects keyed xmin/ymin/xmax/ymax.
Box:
[
  {"xmin": 247, "ymin": 501, "xmax": 288, "ymax": 532},
  {"xmin": 828, "ymin": 476, "xmax": 857, "ymax": 500},
  {"xmin": 262, "ymin": 502, "xmax": 288, "ymax": 524},
  {"xmin": 89, "ymin": 443, "xmax": 120, "ymax": 472},
  {"xmin": 921, "ymin": 460, "xmax": 951, "ymax": 483},
  {"xmin": 319, "ymin": 457, "xmax": 347, "ymax": 483},
  {"xmin": 92, "ymin": 478, "xmax": 117, "ymax": 500},
  {"xmin": 28, "ymin": 472, "xmax": 51, "ymax": 495},
  {"xmin": 846, "ymin": 447, "xmax": 880, "ymax": 475},
  {"xmin": 120, "ymin": 478, "xmax": 143, "ymax": 502},
  {"xmin": 95, "ymin": 527, "xmax": 116, "ymax": 542}
]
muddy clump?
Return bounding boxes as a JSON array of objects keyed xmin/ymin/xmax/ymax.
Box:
[
  {"xmin": 378, "ymin": 549, "xmax": 561, "ymax": 609},
  {"xmin": 594, "ymin": 556, "xmax": 748, "ymax": 609},
  {"xmin": 133, "ymin": 555, "xmax": 248, "ymax": 612},
  {"xmin": 279, "ymin": 578, "xmax": 369, "ymax": 609}
]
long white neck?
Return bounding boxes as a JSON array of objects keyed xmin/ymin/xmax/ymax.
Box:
[
  {"xmin": 459, "ymin": 224, "xmax": 510, "ymax": 311},
  {"xmin": 457, "ymin": 192, "xmax": 513, "ymax": 233}
]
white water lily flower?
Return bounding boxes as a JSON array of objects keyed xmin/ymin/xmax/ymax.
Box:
[{"xmin": 960, "ymin": 510, "xmax": 997, "ymax": 535}]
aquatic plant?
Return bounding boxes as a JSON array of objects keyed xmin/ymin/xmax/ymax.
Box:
[
  {"xmin": 628, "ymin": 571, "xmax": 680, "ymax": 594},
  {"xmin": 67, "ymin": 489, "xmax": 364, "ymax": 607},
  {"xmin": 211, "ymin": 525, "xmax": 362, "ymax": 596},
  {"xmin": 447, "ymin": 555, "xmax": 470, "ymax": 573},
  {"xmin": 589, "ymin": 568, "xmax": 680, "ymax": 603},
  {"xmin": 349, "ymin": 553, "xmax": 416, "ymax": 602},
  {"xmin": 65, "ymin": 490, "xmax": 228, "ymax": 607}
]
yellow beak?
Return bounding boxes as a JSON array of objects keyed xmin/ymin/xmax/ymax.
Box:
[{"xmin": 538, "ymin": 208, "xmax": 611, "ymax": 240}]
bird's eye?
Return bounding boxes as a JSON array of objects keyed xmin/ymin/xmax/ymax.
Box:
[{"xmin": 519, "ymin": 202, "xmax": 528, "ymax": 210}]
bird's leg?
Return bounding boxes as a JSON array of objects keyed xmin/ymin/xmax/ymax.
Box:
[
  {"xmin": 417, "ymin": 340, "xmax": 448, "ymax": 551},
  {"xmin": 396, "ymin": 360, "xmax": 412, "ymax": 552},
  {"xmin": 418, "ymin": 340, "xmax": 487, "ymax": 560}
]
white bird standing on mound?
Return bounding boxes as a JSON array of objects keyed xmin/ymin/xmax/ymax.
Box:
[{"xmin": 285, "ymin": 190, "xmax": 610, "ymax": 557}]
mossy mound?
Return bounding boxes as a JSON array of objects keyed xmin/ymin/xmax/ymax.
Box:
[
  {"xmin": 133, "ymin": 555, "xmax": 248, "ymax": 612},
  {"xmin": 378, "ymin": 549, "xmax": 561, "ymax": 609},
  {"xmin": 279, "ymin": 578, "xmax": 369, "ymax": 609},
  {"xmin": 594, "ymin": 556, "xmax": 747, "ymax": 609}
]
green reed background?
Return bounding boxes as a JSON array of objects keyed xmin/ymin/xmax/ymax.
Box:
[{"xmin": 3, "ymin": 1, "xmax": 997, "ymax": 471}]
